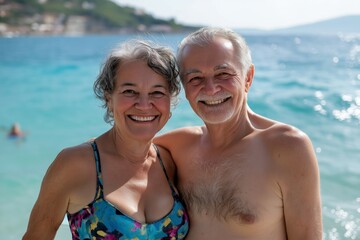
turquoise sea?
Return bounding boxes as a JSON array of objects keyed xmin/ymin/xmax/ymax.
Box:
[{"xmin": 0, "ymin": 32, "xmax": 359, "ymax": 239}]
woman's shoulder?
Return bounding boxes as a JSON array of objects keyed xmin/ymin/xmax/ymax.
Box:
[
  {"xmin": 58, "ymin": 142, "xmax": 94, "ymax": 159},
  {"xmin": 49, "ymin": 142, "xmax": 96, "ymax": 180}
]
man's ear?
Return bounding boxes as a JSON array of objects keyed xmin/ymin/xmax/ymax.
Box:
[{"xmin": 245, "ymin": 64, "xmax": 255, "ymax": 93}]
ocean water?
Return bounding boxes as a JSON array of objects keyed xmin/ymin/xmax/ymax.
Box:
[{"xmin": 0, "ymin": 32, "xmax": 359, "ymax": 239}]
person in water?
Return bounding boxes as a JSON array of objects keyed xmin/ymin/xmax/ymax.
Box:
[
  {"xmin": 7, "ymin": 123, "xmax": 26, "ymax": 143},
  {"xmin": 8, "ymin": 123, "xmax": 25, "ymax": 137},
  {"xmin": 23, "ymin": 40, "xmax": 189, "ymax": 239},
  {"xmin": 155, "ymin": 27, "xmax": 322, "ymax": 239}
]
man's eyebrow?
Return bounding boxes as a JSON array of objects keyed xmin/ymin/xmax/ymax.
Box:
[
  {"xmin": 183, "ymin": 64, "xmax": 235, "ymax": 76},
  {"xmin": 183, "ymin": 69, "xmax": 201, "ymax": 76},
  {"xmin": 214, "ymin": 63, "xmax": 233, "ymax": 71}
]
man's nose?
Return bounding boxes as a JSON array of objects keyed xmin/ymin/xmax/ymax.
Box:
[{"xmin": 203, "ymin": 77, "xmax": 220, "ymax": 95}]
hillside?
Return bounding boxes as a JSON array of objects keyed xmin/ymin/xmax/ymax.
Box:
[
  {"xmin": 273, "ymin": 15, "xmax": 360, "ymax": 35},
  {"xmin": 0, "ymin": 0, "xmax": 197, "ymax": 36},
  {"xmin": 236, "ymin": 15, "xmax": 360, "ymax": 35}
]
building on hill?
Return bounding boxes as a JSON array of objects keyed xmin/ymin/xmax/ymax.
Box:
[{"xmin": 0, "ymin": 0, "xmax": 197, "ymax": 36}]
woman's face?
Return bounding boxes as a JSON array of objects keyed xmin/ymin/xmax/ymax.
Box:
[{"xmin": 107, "ymin": 60, "xmax": 171, "ymax": 141}]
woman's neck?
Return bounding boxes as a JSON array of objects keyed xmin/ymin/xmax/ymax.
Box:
[{"xmin": 110, "ymin": 128, "xmax": 154, "ymax": 164}]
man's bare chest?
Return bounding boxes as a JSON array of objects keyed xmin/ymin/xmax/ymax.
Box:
[{"xmin": 177, "ymin": 151, "xmax": 280, "ymax": 224}]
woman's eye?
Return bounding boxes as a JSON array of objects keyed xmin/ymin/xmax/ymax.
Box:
[
  {"xmin": 150, "ymin": 91, "xmax": 166, "ymax": 98},
  {"xmin": 122, "ymin": 90, "xmax": 137, "ymax": 96}
]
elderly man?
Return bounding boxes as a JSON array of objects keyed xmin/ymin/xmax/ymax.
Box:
[{"xmin": 155, "ymin": 27, "xmax": 322, "ymax": 239}]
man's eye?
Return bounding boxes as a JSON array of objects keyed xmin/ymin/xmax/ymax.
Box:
[
  {"xmin": 188, "ymin": 76, "xmax": 202, "ymax": 85},
  {"xmin": 190, "ymin": 76, "xmax": 201, "ymax": 81},
  {"xmin": 216, "ymin": 72, "xmax": 231, "ymax": 79}
]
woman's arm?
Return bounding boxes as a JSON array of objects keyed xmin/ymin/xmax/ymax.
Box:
[{"xmin": 23, "ymin": 149, "xmax": 77, "ymax": 240}]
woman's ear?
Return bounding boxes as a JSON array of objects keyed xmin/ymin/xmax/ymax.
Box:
[
  {"xmin": 105, "ymin": 92, "xmax": 113, "ymax": 112},
  {"xmin": 245, "ymin": 64, "xmax": 255, "ymax": 92}
]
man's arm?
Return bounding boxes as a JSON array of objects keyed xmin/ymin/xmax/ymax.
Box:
[
  {"xmin": 275, "ymin": 127, "xmax": 322, "ymax": 240},
  {"xmin": 155, "ymin": 126, "xmax": 200, "ymax": 154}
]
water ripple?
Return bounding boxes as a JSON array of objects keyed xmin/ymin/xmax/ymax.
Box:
[
  {"xmin": 313, "ymin": 91, "xmax": 360, "ymax": 124},
  {"xmin": 324, "ymin": 201, "xmax": 360, "ymax": 240}
]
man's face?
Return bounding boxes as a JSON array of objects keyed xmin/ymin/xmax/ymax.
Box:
[{"xmin": 179, "ymin": 37, "xmax": 249, "ymax": 125}]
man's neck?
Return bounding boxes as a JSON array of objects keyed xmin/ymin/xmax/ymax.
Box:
[{"xmin": 204, "ymin": 112, "xmax": 254, "ymax": 149}]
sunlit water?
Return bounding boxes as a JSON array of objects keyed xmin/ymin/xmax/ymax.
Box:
[{"xmin": 0, "ymin": 32, "xmax": 359, "ymax": 239}]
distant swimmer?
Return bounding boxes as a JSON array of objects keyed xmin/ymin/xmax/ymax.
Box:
[{"xmin": 8, "ymin": 123, "xmax": 26, "ymax": 140}]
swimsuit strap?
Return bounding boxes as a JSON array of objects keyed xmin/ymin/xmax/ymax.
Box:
[
  {"xmin": 90, "ymin": 141, "xmax": 104, "ymax": 199},
  {"xmin": 153, "ymin": 144, "xmax": 177, "ymax": 195}
]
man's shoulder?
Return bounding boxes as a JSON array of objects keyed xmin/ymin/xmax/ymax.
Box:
[
  {"xmin": 264, "ymin": 123, "xmax": 309, "ymax": 146},
  {"xmin": 261, "ymin": 123, "xmax": 319, "ymax": 201},
  {"xmin": 155, "ymin": 126, "xmax": 204, "ymax": 150},
  {"xmin": 262, "ymin": 123, "xmax": 316, "ymax": 171},
  {"xmin": 158, "ymin": 126, "xmax": 204, "ymax": 139}
]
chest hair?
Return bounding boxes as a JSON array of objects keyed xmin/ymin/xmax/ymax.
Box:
[{"xmin": 179, "ymin": 153, "xmax": 262, "ymax": 224}]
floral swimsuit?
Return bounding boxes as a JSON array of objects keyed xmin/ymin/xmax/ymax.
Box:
[{"xmin": 67, "ymin": 141, "xmax": 189, "ymax": 240}]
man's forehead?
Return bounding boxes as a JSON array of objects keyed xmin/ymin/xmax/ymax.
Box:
[
  {"xmin": 179, "ymin": 38, "xmax": 237, "ymax": 75},
  {"xmin": 182, "ymin": 39, "xmax": 234, "ymax": 61}
]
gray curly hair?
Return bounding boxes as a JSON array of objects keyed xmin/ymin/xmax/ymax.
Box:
[{"xmin": 94, "ymin": 40, "xmax": 181, "ymax": 124}]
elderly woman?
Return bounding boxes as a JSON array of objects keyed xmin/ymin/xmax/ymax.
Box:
[{"xmin": 23, "ymin": 40, "xmax": 189, "ymax": 239}]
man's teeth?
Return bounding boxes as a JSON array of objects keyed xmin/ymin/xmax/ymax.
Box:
[
  {"xmin": 130, "ymin": 116, "xmax": 156, "ymax": 121},
  {"xmin": 204, "ymin": 98, "xmax": 226, "ymax": 105}
]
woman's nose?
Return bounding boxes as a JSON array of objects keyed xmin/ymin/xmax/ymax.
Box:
[{"xmin": 135, "ymin": 95, "xmax": 153, "ymax": 110}]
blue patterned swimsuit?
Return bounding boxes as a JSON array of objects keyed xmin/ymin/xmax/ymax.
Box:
[{"xmin": 67, "ymin": 142, "xmax": 189, "ymax": 240}]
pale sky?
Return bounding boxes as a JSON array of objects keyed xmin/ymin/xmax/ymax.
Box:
[{"xmin": 112, "ymin": 0, "xmax": 360, "ymax": 30}]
